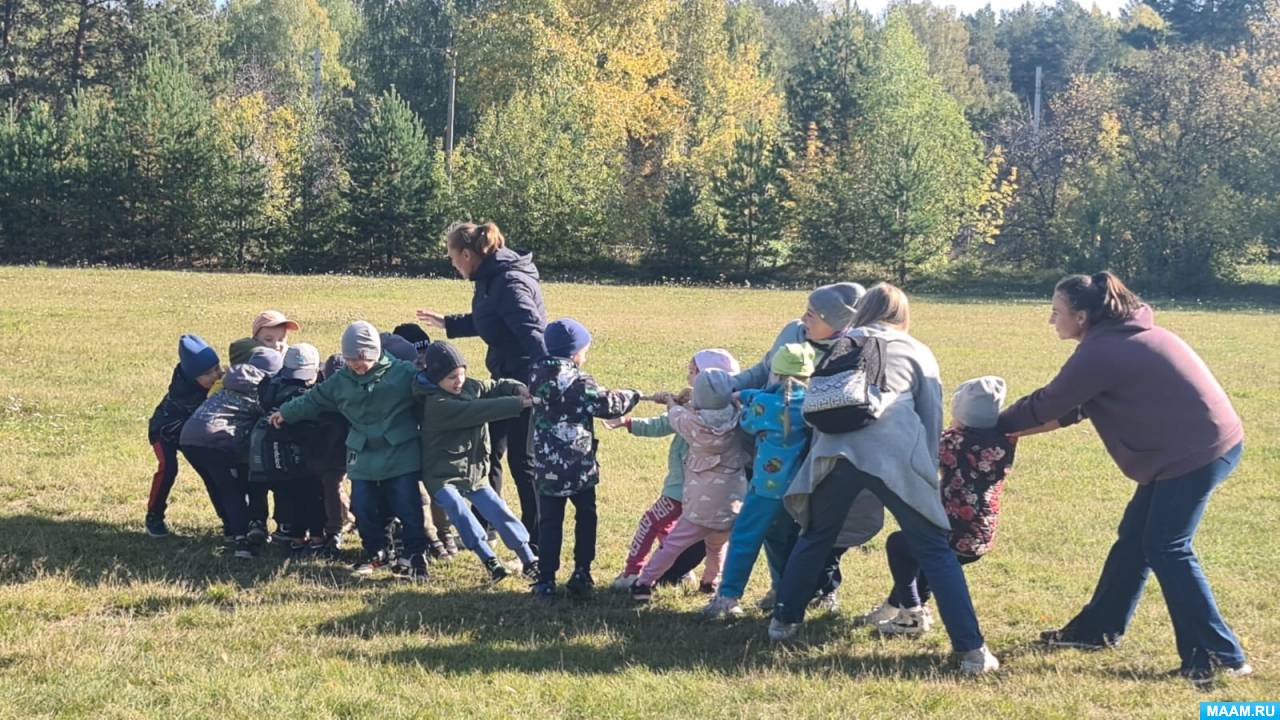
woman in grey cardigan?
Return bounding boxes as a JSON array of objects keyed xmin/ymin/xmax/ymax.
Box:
[{"xmin": 768, "ymin": 284, "xmax": 999, "ymax": 675}]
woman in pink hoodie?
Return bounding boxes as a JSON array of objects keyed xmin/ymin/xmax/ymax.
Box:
[
  {"xmin": 999, "ymin": 271, "xmax": 1249, "ymax": 686},
  {"xmin": 630, "ymin": 369, "xmax": 750, "ymax": 602}
]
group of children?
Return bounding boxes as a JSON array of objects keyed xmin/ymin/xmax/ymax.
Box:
[{"xmin": 147, "ymin": 306, "xmax": 1017, "ymax": 632}]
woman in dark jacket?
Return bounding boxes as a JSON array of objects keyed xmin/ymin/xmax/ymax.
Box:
[
  {"xmin": 417, "ymin": 222, "xmax": 548, "ymax": 544},
  {"xmin": 1000, "ymin": 272, "xmax": 1249, "ymax": 685}
]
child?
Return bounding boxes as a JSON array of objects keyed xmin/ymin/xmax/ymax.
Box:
[
  {"xmin": 179, "ymin": 347, "xmax": 283, "ymax": 558},
  {"xmin": 256, "ymin": 343, "xmax": 328, "ymax": 553},
  {"xmin": 145, "ymin": 335, "xmax": 224, "ymax": 538},
  {"xmin": 310, "ymin": 353, "xmax": 354, "ymax": 555},
  {"xmin": 392, "ymin": 323, "xmax": 433, "ymax": 364},
  {"xmin": 703, "ymin": 344, "xmax": 814, "ymax": 619},
  {"xmin": 271, "ymin": 322, "xmax": 430, "ymax": 580},
  {"xmin": 530, "ymin": 318, "xmax": 641, "ymax": 601},
  {"xmin": 605, "ymin": 348, "xmax": 740, "ymax": 589},
  {"xmin": 863, "ymin": 376, "xmax": 1016, "ymax": 635},
  {"xmin": 414, "ymin": 341, "xmax": 540, "ymax": 582},
  {"xmin": 252, "ymin": 310, "xmax": 299, "ymax": 353},
  {"xmin": 631, "ymin": 369, "xmax": 750, "ymax": 603}
]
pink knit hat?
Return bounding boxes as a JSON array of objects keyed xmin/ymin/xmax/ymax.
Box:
[{"xmin": 692, "ymin": 348, "xmax": 740, "ymax": 374}]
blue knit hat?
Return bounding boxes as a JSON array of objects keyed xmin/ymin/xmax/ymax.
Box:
[
  {"xmin": 246, "ymin": 347, "xmax": 283, "ymax": 376},
  {"xmin": 545, "ymin": 318, "xmax": 592, "ymax": 358},
  {"xmin": 178, "ymin": 334, "xmax": 220, "ymax": 379}
]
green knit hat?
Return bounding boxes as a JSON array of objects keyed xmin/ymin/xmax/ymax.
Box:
[
  {"xmin": 771, "ymin": 342, "xmax": 816, "ymax": 378},
  {"xmin": 228, "ymin": 337, "xmax": 264, "ymax": 365}
]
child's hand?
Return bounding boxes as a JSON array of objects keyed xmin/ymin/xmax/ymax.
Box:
[
  {"xmin": 646, "ymin": 391, "xmax": 673, "ymax": 405},
  {"xmin": 675, "ymin": 387, "xmax": 693, "ymax": 405},
  {"xmin": 602, "ymin": 417, "xmax": 627, "ymax": 430},
  {"xmin": 518, "ymin": 394, "xmax": 536, "ymax": 409},
  {"xmin": 415, "ymin": 309, "xmax": 446, "ymax": 329},
  {"xmin": 269, "ymin": 411, "xmax": 285, "ymax": 428}
]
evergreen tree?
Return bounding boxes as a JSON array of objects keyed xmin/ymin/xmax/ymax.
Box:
[
  {"xmin": 713, "ymin": 122, "xmax": 787, "ymax": 276},
  {"xmin": 647, "ymin": 173, "xmax": 719, "ymax": 277},
  {"xmin": 344, "ymin": 86, "xmax": 448, "ymax": 272},
  {"xmin": 785, "ymin": 6, "xmax": 871, "ymax": 152}
]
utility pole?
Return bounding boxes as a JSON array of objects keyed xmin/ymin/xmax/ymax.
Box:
[
  {"xmin": 1033, "ymin": 65, "xmax": 1042, "ymax": 134},
  {"xmin": 446, "ymin": 43, "xmax": 457, "ymax": 181}
]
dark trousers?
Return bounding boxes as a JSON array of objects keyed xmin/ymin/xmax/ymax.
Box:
[
  {"xmin": 287, "ymin": 473, "xmax": 326, "ymax": 538},
  {"xmin": 768, "ymin": 509, "xmax": 849, "ymax": 598},
  {"xmin": 183, "ymin": 446, "xmax": 250, "ymax": 538},
  {"xmin": 1064, "ymin": 443, "xmax": 1245, "ymax": 671},
  {"xmin": 536, "ymin": 487, "xmax": 597, "ymax": 585},
  {"xmin": 886, "ymin": 530, "xmax": 980, "ymax": 608},
  {"xmin": 349, "ymin": 472, "xmax": 428, "ymax": 558},
  {"xmin": 316, "ymin": 467, "xmax": 351, "ymax": 536},
  {"xmin": 148, "ymin": 439, "xmax": 223, "ymax": 523},
  {"xmin": 488, "ymin": 409, "xmax": 538, "ymax": 545},
  {"xmin": 776, "ymin": 459, "xmax": 984, "ymax": 653}
]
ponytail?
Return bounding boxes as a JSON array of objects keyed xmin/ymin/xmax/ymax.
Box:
[
  {"xmin": 1054, "ymin": 271, "xmax": 1142, "ymax": 327},
  {"xmin": 446, "ymin": 221, "xmax": 506, "ymax": 257}
]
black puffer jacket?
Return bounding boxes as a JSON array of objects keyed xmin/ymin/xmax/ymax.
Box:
[
  {"xmin": 444, "ymin": 247, "xmax": 547, "ymax": 381},
  {"xmin": 148, "ymin": 364, "xmax": 210, "ymax": 445}
]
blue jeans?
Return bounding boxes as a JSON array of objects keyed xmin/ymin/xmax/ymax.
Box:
[
  {"xmin": 719, "ymin": 488, "xmax": 785, "ymax": 599},
  {"xmin": 776, "ymin": 459, "xmax": 985, "ymax": 653},
  {"xmin": 1064, "ymin": 442, "xmax": 1245, "ymax": 670},
  {"xmin": 350, "ymin": 472, "xmax": 428, "ymax": 557},
  {"xmin": 432, "ymin": 485, "xmax": 536, "ymax": 565}
]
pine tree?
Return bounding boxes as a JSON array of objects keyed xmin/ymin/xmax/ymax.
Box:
[
  {"xmin": 647, "ymin": 173, "xmax": 718, "ymax": 278},
  {"xmin": 713, "ymin": 122, "xmax": 787, "ymax": 276},
  {"xmin": 344, "ymin": 86, "xmax": 448, "ymax": 272}
]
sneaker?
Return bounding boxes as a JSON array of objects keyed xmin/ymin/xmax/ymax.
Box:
[
  {"xmin": 314, "ymin": 533, "xmax": 342, "ymax": 560},
  {"xmin": 611, "ymin": 572, "xmax": 640, "ymax": 590},
  {"xmin": 566, "ymin": 568, "xmax": 595, "ymax": 600},
  {"xmin": 768, "ymin": 617, "xmax": 800, "ymax": 642},
  {"xmin": 532, "ymin": 581, "xmax": 556, "ymax": 603},
  {"xmin": 246, "ymin": 521, "xmax": 268, "ymax": 546},
  {"xmin": 392, "ymin": 554, "xmax": 430, "ymax": 581},
  {"xmin": 702, "ymin": 595, "xmax": 744, "ymax": 621},
  {"xmin": 233, "ymin": 537, "xmax": 254, "ymax": 560},
  {"xmin": 144, "ymin": 516, "xmax": 171, "ymax": 538},
  {"xmin": 698, "ymin": 581, "xmax": 717, "ymax": 595},
  {"xmin": 959, "ymin": 645, "xmax": 1000, "ymax": 675},
  {"xmin": 859, "ymin": 601, "xmax": 902, "ymax": 626},
  {"xmin": 521, "ymin": 560, "xmax": 541, "ymax": 583},
  {"xmin": 1179, "ymin": 662, "xmax": 1253, "ymax": 689},
  {"xmin": 484, "ymin": 557, "xmax": 510, "ymax": 583},
  {"xmin": 352, "ymin": 550, "xmax": 391, "ymax": 577},
  {"xmin": 876, "ymin": 606, "xmax": 934, "ymax": 636},
  {"xmin": 442, "ymin": 534, "xmax": 460, "ymax": 558},
  {"xmin": 270, "ymin": 524, "xmax": 297, "ymax": 544},
  {"xmin": 630, "ymin": 581, "xmax": 654, "ymax": 604},
  {"xmin": 810, "ymin": 591, "xmax": 840, "ymax": 613},
  {"xmin": 757, "ymin": 589, "xmax": 777, "ymax": 612},
  {"xmin": 1039, "ymin": 626, "xmax": 1120, "ymax": 650},
  {"xmin": 289, "ymin": 539, "xmax": 310, "ymax": 555},
  {"xmin": 428, "ymin": 540, "xmax": 450, "ymax": 562}
]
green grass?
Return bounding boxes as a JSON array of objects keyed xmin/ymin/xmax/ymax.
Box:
[{"xmin": 0, "ymin": 266, "xmax": 1277, "ymax": 719}]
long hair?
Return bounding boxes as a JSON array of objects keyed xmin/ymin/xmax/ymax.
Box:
[
  {"xmin": 851, "ymin": 283, "xmax": 910, "ymax": 331},
  {"xmin": 1055, "ymin": 271, "xmax": 1142, "ymax": 327},
  {"xmin": 445, "ymin": 221, "xmax": 506, "ymax": 257}
]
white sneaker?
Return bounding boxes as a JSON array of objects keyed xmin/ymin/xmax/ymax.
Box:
[
  {"xmin": 611, "ymin": 573, "xmax": 639, "ymax": 590},
  {"xmin": 959, "ymin": 645, "xmax": 1000, "ymax": 675},
  {"xmin": 876, "ymin": 606, "xmax": 934, "ymax": 636},
  {"xmin": 860, "ymin": 601, "xmax": 902, "ymax": 626},
  {"xmin": 810, "ymin": 591, "xmax": 840, "ymax": 613},
  {"xmin": 757, "ymin": 589, "xmax": 777, "ymax": 612},
  {"xmin": 702, "ymin": 595, "xmax": 744, "ymax": 621},
  {"xmin": 768, "ymin": 617, "xmax": 800, "ymax": 641}
]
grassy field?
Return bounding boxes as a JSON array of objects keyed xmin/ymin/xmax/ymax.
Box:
[{"xmin": 0, "ymin": 266, "xmax": 1277, "ymax": 719}]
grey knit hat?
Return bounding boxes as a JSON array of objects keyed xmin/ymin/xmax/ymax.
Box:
[
  {"xmin": 342, "ymin": 321, "xmax": 381, "ymax": 361},
  {"xmin": 693, "ymin": 368, "xmax": 734, "ymax": 411},
  {"xmin": 952, "ymin": 376, "xmax": 1007, "ymax": 429},
  {"xmin": 808, "ymin": 282, "xmax": 867, "ymax": 329}
]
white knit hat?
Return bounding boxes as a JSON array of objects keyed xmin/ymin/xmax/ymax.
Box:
[{"xmin": 952, "ymin": 376, "xmax": 1007, "ymax": 429}]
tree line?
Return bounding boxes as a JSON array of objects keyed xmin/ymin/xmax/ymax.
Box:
[{"xmin": 1, "ymin": 0, "xmax": 1277, "ymax": 290}]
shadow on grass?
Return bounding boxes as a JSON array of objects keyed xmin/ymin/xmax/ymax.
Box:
[
  {"xmin": 319, "ymin": 587, "xmax": 957, "ymax": 679},
  {"xmin": 0, "ymin": 514, "xmax": 353, "ymax": 592}
]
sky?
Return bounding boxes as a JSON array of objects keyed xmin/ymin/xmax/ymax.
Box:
[{"xmin": 853, "ymin": 0, "xmax": 1130, "ymax": 17}]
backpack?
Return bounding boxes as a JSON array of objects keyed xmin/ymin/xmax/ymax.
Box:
[
  {"xmin": 249, "ymin": 417, "xmax": 306, "ymax": 482},
  {"xmin": 801, "ymin": 333, "xmax": 890, "ymax": 433}
]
